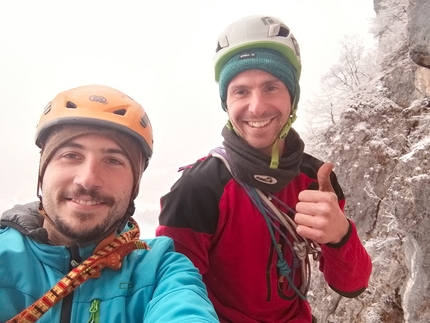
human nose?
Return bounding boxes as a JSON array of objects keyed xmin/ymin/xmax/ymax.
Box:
[
  {"xmin": 247, "ymin": 91, "xmax": 266, "ymax": 116},
  {"xmin": 73, "ymin": 158, "xmax": 102, "ymax": 189}
]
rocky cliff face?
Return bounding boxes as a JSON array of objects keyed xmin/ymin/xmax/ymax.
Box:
[{"xmin": 308, "ymin": 0, "xmax": 430, "ymax": 322}]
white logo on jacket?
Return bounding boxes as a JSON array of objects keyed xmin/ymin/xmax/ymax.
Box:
[{"xmin": 254, "ymin": 175, "xmax": 277, "ymax": 184}]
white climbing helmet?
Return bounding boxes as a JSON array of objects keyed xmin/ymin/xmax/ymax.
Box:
[{"xmin": 214, "ymin": 15, "xmax": 302, "ymax": 82}]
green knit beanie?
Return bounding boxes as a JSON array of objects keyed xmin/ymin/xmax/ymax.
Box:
[{"xmin": 219, "ymin": 48, "xmax": 299, "ymax": 111}]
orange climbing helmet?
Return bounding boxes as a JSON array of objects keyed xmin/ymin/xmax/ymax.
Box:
[{"xmin": 35, "ymin": 84, "xmax": 153, "ymax": 169}]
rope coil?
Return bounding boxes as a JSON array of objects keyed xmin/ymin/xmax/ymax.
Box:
[{"xmin": 211, "ymin": 148, "xmax": 322, "ymax": 299}]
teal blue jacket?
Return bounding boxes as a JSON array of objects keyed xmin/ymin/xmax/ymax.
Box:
[{"xmin": 0, "ymin": 202, "xmax": 219, "ymax": 323}]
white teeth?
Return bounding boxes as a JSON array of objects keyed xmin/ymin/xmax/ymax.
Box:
[
  {"xmin": 74, "ymin": 199, "xmax": 98, "ymax": 206},
  {"xmin": 248, "ymin": 120, "xmax": 270, "ymax": 128}
]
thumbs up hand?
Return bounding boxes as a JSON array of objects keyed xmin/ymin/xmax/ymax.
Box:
[{"xmin": 295, "ymin": 163, "xmax": 350, "ymax": 245}]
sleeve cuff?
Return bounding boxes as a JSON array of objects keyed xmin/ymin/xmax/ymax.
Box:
[{"xmin": 325, "ymin": 219, "xmax": 352, "ymax": 249}]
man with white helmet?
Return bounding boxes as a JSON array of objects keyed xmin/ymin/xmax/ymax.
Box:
[
  {"xmin": 0, "ymin": 85, "xmax": 218, "ymax": 322},
  {"xmin": 157, "ymin": 15, "xmax": 372, "ymax": 322}
]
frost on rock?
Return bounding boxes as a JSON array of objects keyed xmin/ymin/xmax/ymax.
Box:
[{"xmin": 307, "ymin": 0, "xmax": 430, "ymax": 321}]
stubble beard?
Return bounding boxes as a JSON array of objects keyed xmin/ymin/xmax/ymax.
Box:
[{"xmin": 44, "ymin": 187, "xmax": 127, "ymax": 246}]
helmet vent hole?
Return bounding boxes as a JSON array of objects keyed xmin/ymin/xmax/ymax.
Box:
[
  {"xmin": 113, "ymin": 109, "xmax": 127, "ymax": 116},
  {"xmin": 215, "ymin": 42, "xmax": 222, "ymax": 53},
  {"xmin": 278, "ymin": 27, "xmax": 290, "ymax": 38},
  {"xmin": 140, "ymin": 114, "xmax": 150, "ymax": 128},
  {"xmin": 66, "ymin": 101, "xmax": 77, "ymax": 109}
]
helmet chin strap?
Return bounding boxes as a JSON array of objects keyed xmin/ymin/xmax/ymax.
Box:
[
  {"xmin": 226, "ymin": 110, "xmax": 297, "ymax": 170},
  {"xmin": 269, "ymin": 110, "xmax": 297, "ymax": 169},
  {"xmin": 270, "ymin": 89, "xmax": 299, "ymax": 169},
  {"xmin": 225, "ymin": 101, "xmax": 298, "ymax": 170}
]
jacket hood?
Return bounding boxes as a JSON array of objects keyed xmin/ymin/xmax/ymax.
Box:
[{"xmin": 0, "ymin": 201, "xmax": 49, "ymax": 244}]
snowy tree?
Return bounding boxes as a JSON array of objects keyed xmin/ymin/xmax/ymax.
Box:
[
  {"xmin": 302, "ymin": 34, "xmax": 379, "ymax": 157},
  {"xmin": 322, "ymin": 34, "xmax": 376, "ymax": 93}
]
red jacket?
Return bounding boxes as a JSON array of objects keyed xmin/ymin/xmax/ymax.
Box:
[{"xmin": 157, "ymin": 153, "xmax": 371, "ymax": 323}]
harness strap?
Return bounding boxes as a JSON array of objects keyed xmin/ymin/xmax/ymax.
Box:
[
  {"xmin": 7, "ymin": 217, "xmax": 149, "ymax": 323},
  {"xmin": 211, "ymin": 147, "xmax": 321, "ymax": 298}
]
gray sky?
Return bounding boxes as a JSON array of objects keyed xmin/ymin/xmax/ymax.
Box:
[{"xmin": 0, "ymin": 0, "xmax": 375, "ymax": 233}]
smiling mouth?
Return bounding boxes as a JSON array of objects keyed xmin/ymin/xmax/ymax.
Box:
[
  {"xmin": 62, "ymin": 188, "xmax": 114, "ymax": 207},
  {"xmin": 247, "ymin": 119, "xmax": 271, "ymax": 128},
  {"xmin": 71, "ymin": 198, "xmax": 103, "ymax": 206}
]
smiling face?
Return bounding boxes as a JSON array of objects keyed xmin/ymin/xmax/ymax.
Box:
[
  {"xmin": 226, "ymin": 69, "xmax": 292, "ymax": 156},
  {"xmin": 41, "ymin": 133, "xmax": 134, "ymax": 246}
]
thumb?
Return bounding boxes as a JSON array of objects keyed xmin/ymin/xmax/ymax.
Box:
[{"xmin": 318, "ymin": 162, "xmax": 335, "ymax": 192}]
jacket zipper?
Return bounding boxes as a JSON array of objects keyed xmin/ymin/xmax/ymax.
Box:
[
  {"xmin": 60, "ymin": 246, "xmax": 82, "ymax": 323},
  {"xmin": 86, "ymin": 299, "xmax": 100, "ymax": 323}
]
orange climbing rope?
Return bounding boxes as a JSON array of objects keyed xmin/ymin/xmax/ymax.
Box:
[{"xmin": 7, "ymin": 217, "xmax": 149, "ymax": 323}]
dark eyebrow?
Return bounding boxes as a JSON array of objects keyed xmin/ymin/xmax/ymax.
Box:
[
  {"xmin": 58, "ymin": 141, "xmax": 127, "ymax": 157},
  {"xmin": 228, "ymin": 84, "xmax": 250, "ymax": 92},
  {"xmin": 229, "ymin": 77, "xmax": 282, "ymax": 90},
  {"xmin": 58, "ymin": 141, "xmax": 84, "ymax": 150}
]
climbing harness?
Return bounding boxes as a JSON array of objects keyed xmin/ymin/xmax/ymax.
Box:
[
  {"xmin": 7, "ymin": 217, "xmax": 149, "ymax": 323},
  {"xmin": 211, "ymin": 147, "xmax": 321, "ymax": 299}
]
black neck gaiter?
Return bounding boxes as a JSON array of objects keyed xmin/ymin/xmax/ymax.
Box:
[{"xmin": 222, "ymin": 125, "xmax": 304, "ymax": 193}]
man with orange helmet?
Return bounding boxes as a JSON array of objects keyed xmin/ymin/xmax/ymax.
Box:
[
  {"xmin": 157, "ymin": 15, "xmax": 372, "ymax": 322},
  {"xmin": 0, "ymin": 85, "xmax": 218, "ymax": 322}
]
